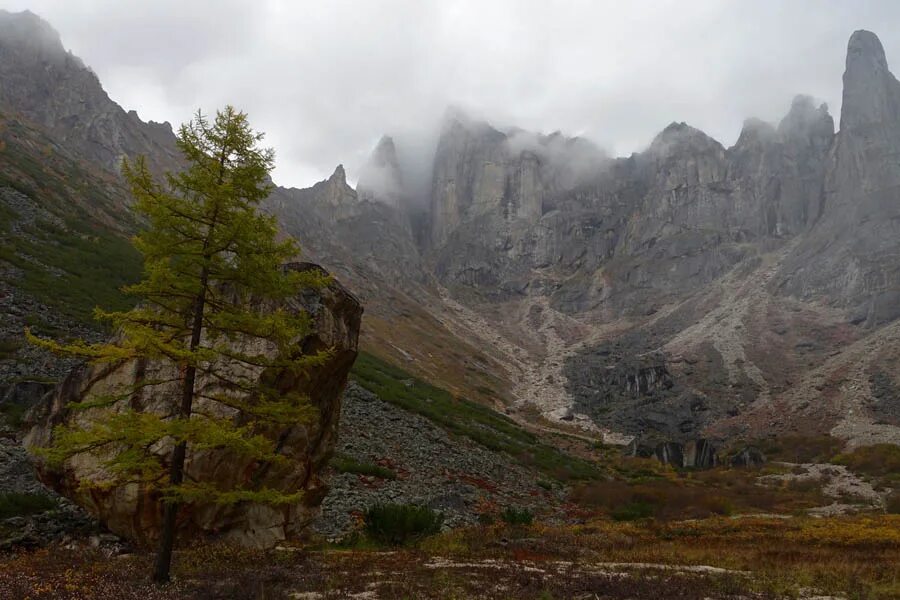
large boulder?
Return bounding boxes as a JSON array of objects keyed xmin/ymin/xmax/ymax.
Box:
[{"xmin": 24, "ymin": 263, "xmax": 362, "ymax": 549}]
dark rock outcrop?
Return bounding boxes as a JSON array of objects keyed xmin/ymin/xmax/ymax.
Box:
[
  {"xmin": 24, "ymin": 263, "xmax": 362, "ymax": 549},
  {"xmin": 628, "ymin": 438, "xmax": 719, "ymax": 469},
  {"xmin": 729, "ymin": 446, "xmax": 766, "ymax": 468}
]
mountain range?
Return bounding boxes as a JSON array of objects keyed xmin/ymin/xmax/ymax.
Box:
[{"xmin": 1, "ymin": 9, "xmax": 899, "ymax": 451}]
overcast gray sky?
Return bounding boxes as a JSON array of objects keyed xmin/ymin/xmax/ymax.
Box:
[{"xmin": 6, "ymin": 1, "xmax": 900, "ymax": 188}]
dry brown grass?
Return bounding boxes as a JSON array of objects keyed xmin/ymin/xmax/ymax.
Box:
[{"xmin": 569, "ymin": 463, "xmax": 829, "ymax": 520}]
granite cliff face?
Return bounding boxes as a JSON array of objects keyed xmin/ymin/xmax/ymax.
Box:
[
  {"xmin": 227, "ymin": 28, "xmax": 900, "ymax": 447},
  {"xmin": 778, "ymin": 30, "xmax": 900, "ymax": 325},
  {"xmin": 24, "ymin": 264, "xmax": 362, "ymax": 548}
]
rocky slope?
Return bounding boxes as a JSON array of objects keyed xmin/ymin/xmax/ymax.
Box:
[{"xmin": 314, "ymin": 382, "xmax": 559, "ymax": 538}]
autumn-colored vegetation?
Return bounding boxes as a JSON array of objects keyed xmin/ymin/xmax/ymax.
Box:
[{"xmin": 2, "ymin": 516, "xmax": 898, "ymax": 599}]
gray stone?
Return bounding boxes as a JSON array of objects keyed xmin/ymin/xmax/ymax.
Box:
[{"xmin": 25, "ymin": 263, "xmax": 362, "ymax": 549}]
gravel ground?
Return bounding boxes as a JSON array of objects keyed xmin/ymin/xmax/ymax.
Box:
[{"xmin": 313, "ymin": 382, "xmax": 564, "ymax": 538}]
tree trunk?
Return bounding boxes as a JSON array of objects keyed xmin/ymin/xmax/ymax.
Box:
[{"xmin": 152, "ymin": 267, "xmax": 209, "ymax": 584}]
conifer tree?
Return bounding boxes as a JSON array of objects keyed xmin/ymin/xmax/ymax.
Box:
[{"xmin": 28, "ymin": 106, "xmax": 327, "ymax": 583}]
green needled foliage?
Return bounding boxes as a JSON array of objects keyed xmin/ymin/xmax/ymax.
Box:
[{"xmin": 26, "ymin": 106, "xmax": 329, "ymax": 582}]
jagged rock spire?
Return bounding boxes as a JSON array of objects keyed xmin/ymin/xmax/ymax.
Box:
[
  {"xmin": 357, "ymin": 135, "xmax": 404, "ymax": 208},
  {"xmin": 840, "ymin": 30, "xmax": 900, "ymax": 131}
]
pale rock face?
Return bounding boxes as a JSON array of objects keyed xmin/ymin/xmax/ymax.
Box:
[
  {"xmin": 429, "ymin": 115, "xmax": 560, "ymax": 247},
  {"xmin": 320, "ymin": 165, "xmax": 352, "ymax": 206},
  {"xmin": 25, "ymin": 264, "xmax": 362, "ymax": 549},
  {"xmin": 428, "ymin": 94, "xmax": 834, "ymax": 316}
]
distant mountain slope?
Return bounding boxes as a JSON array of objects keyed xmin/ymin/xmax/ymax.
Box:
[
  {"xmin": 0, "ymin": 110, "xmax": 142, "ymax": 381},
  {"xmin": 0, "ymin": 10, "xmax": 180, "ymax": 175}
]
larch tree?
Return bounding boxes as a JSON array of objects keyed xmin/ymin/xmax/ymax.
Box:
[{"xmin": 28, "ymin": 106, "xmax": 328, "ymax": 583}]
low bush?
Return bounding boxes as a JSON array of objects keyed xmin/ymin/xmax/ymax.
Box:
[
  {"xmin": 754, "ymin": 435, "xmax": 844, "ymax": 463},
  {"xmin": 611, "ymin": 501, "xmax": 654, "ymax": 522},
  {"xmin": 885, "ymin": 491, "xmax": 900, "ymax": 515},
  {"xmin": 0, "ymin": 492, "xmax": 57, "ymax": 519},
  {"xmin": 364, "ymin": 503, "xmax": 443, "ymax": 546},
  {"xmin": 833, "ymin": 444, "xmax": 900, "ymax": 478},
  {"xmin": 500, "ymin": 507, "xmax": 534, "ymax": 525},
  {"xmin": 0, "ymin": 402, "xmax": 28, "ymax": 429},
  {"xmin": 330, "ymin": 455, "xmax": 396, "ymax": 480}
]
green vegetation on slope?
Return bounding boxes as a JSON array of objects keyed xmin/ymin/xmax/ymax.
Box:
[
  {"xmin": 330, "ymin": 454, "xmax": 397, "ymax": 480},
  {"xmin": 0, "ymin": 114, "xmax": 143, "ymax": 326},
  {"xmin": 350, "ymin": 351, "xmax": 603, "ymax": 481},
  {"xmin": 0, "ymin": 215, "xmax": 141, "ymax": 324},
  {"xmin": 364, "ymin": 503, "xmax": 444, "ymax": 546}
]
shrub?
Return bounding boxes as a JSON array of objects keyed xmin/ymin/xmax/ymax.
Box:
[
  {"xmin": 477, "ymin": 512, "xmax": 496, "ymax": 526},
  {"xmin": 885, "ymin": 491, "xmax": 900, "ymax": 515},
  {"xmin": 330, "ymin": 455, "xmax": 396, "ymax": 480},
  {"xmin": 0, "ymin": 492, "xmax": 57, "ymax": 519},
  {"xmin": 833, "ymin": 444, "xmax": 900, "ymax": 478},
  {"xmin": 364, "ymin": 503, "xmax": 443, "ymax": 545},
  {"xmin": 612, "ymin": 500, "xmax": 655, "ymax": 521},
  {"xmin": 0, "ymin": 402, "xmax": 28, "ymax": 429},
  {"xmin": 755, "ymin": 435, "xmax": 844, "ymax": 463},
  {"xmin": 500, "ymin": 506, "xmax": 534, "ymax": 525}
]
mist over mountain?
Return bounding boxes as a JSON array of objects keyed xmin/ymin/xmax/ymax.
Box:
[{"xmin": 2, "ymin": 9, "xmax": 900, "ymax": 595}]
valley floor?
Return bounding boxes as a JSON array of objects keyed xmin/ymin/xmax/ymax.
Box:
[{"xmin": 1, "ymin": 515, "xmax": 899, "ymax": 600}]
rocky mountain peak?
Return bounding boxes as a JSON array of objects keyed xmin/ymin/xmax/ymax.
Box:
[
  {"xmin": 840, "ymin": 30, "xmax": 900, "ymax": 131},
  {"xmin": 649, "ymin": 121, "xmax": 724, "ymax": 157},
  {"xmin": 357, "ymin": 135, "xmax": 404, "ymax": 208},
  {"xmin": 778, "ymin": 95, "xmax": 833, "ymax": 138},
  {"xmin": 0, "ymin": 10, "xmax": 67, "ymax": 62},
  {"xmin": 734, "ymin": 117, "xmax": 778, "ymax": 148},
  {"xmin": 0, "ymin": 10, "xmax": 181, "ymax": 175},
  {"xmin": 330, "ymin": 164, "xmax": 347, "ymax": 185},
  {"xmin": 846, "ymin": 29, "xmax": 889, "ymax": 73},
  {"xmin": 373, "ymin": 135, "xmax": 397, "ymax": 158},
  {"xmin": 316, "ymin": 164, "xmax": 358, "ymax": 208}
]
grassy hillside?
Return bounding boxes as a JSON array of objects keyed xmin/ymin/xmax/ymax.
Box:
[{"xmin": 0, "ymin": 113, "xmax": 141, "ymax": 326}]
